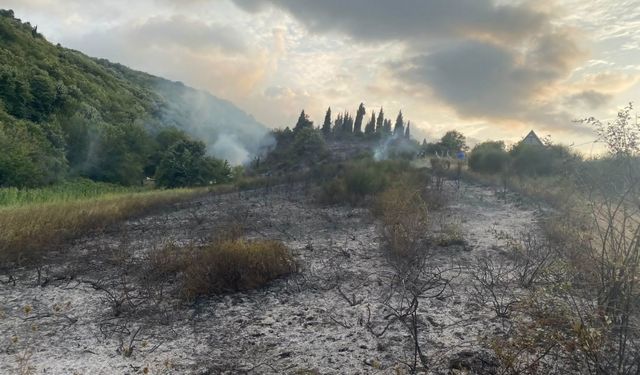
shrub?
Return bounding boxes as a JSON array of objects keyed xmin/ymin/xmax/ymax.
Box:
[
  {"xmin": 509, "ymin": 143, "xmax": 576, "ymax": 177},
  {"xmin": 375, "ymin": 185, "xmax": 429, "ymax": 258},
  {"xmin": 155, "ymin": 140, "xmax": 232, "ymax": 188},
  {"xmin": 468, "ymin": 141, "xmax": 510, "ymax": 174},
  {"xmin": 181, "ymin": 239, "xmax": 296, "ymax": 299},
  {"xmin": 317, "ymin": 158, "xmax": 423, "ymax": 205}
]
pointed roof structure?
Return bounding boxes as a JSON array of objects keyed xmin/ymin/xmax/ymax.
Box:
[{"xmin": 521, "ymin": 130, "xmax": 544, "ymax": 146}]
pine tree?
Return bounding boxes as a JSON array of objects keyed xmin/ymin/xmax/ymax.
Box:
[
  {"xmin": 364, "ymin": 111, "xmax": 376, "ymax": 135},
  {"xmin": 322, "ymin": 107, "xmax": 332, "ymax": 136},
  {"xmin": 354, "ymin": 102, "xmax": 366, "ymax": 134},
  {"xmin": 405, "ymin": 121, "xmax": 411, "ymax": 139},
  {"xmin": 376, "ymin": 107, "xmax": 384, "ymax": 133},
  {"xmin": 294, "ymin": 110, "xmax": 313, "ymax": 132},
  {"xmin": 393, "ymin": 111, "xmax": 405, "ymax": 136}
]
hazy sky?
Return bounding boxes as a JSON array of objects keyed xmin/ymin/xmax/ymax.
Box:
[{"xmin": 5, "ymin": 0, "xmax": 640, "ymax": 153}]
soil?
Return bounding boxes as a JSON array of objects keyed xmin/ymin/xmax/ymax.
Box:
[{"xmin": 0, "ymin": 181, "xmax": 543, "ymax": 374}]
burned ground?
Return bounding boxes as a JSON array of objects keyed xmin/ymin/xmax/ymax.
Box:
[{"xmin": 1, "ymin": 181, "xmax": 542, "ymax": 374}]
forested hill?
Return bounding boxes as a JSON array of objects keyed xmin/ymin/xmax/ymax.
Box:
[{"xmin": 0, "ymin": 9, "xmax": 269, "ymax": 188}]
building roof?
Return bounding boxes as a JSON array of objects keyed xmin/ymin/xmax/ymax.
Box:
[{"xmin": 521, "ymin": 130, "xmax": 544, "ymax": 146}]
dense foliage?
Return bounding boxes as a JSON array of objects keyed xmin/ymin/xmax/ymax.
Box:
[
  {"xmin": 0, "ymin": 10, "xmax": 248, "ymax": 188},
  {"xmin": 468, "ymin": 141, "xmax": 510, "ymax": 174}
]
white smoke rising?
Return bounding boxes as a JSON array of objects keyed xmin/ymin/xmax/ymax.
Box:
[
  {"xmin": 153, "ymin": 80, "xmax": 275, "ymax": 165},
  {"xmin": 211, "ymin": 134, "xmax": 250, "ymax": 165}
]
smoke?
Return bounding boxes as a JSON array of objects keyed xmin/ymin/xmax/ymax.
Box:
[
  {"xmin": 374, "ymin": 134, "xmax": 419, "ymax": 161},
  {"xmin": 211, "ymin": 134, "xmax": 250, "ymax": 165},
  {"xmin": 153, "ymin": 79, "xmax": 275, "ymax": 165}
]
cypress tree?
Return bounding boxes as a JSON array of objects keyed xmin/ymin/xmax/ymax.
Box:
[
  {"xmin": 405, "ymin": 121, "xmax": 411, "ymax": 139},
  {"xmin": 342, "ymin": 112, "xmax": 353, "ymax": 133},
  {"xmin": 376, "ymin": 107, "xmax": 384, "ymax": 133},
  {"xmin": 333, "ymin": 113, "xmax": 343, "ymax": 134},
  {"xmin": 354, "ymin": 102, "xmax": 366, "ymax": 134},
  {"xmin": 294, "ymin": 110, "xmax": 313, "ymax": 132},
  {"xmin": 383, "ymin": 119, "xmax": 392, "ymax": 135},
  {"xmin": 322, "ymin": 107, "xmax": 332, "ymax": 136},
  {"xmin": 393, "ymin": 111, "xmax": 405, "ymax": 136},
  {"xmin": 364, "ymin": 111, "xmax": 376, "ymax": 135}
]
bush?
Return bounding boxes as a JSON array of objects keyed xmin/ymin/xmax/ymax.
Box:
[
  {"xmin": 155, "ymin": 139, "xmax": 232, "ymax": 188},
  {"xmin": 468, "ymin": 141, "xmax": 510, "ymax": 174},
  {"xmin": 181, "ymin": 239, "xmax": 296, "ymax": 299},
  {"xmin": 375, "ymin": 185, "xmax": 429, "ymax": 258},
  {"xmin": 509, "ymin": 143, "xmax": 576, "ymax": 177},
  {"xmin": 317, "ymin": 158, "xmax": 416, "ymax": 205}
]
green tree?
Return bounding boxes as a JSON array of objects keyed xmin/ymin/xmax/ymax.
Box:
[
  {"xmin": 383, "ymin": 119, "xmax": 392, "ymax": 136},
  {"xmin": 342, "ymin": 112, "xmax": 353, "ymax": 134},
  {"xmin": 294, "ymin": 110, "xmax": 313, "ymax": 132},
  {"xmin": 354, "ymin": 103, "xmax": 366, "ymax": 134},
  {"xmin": 364, "ymin": 111, "xmax": 376, "ymax": 135},
  {"xmin": 155, "ymin": 139, "xmax": 231, "ymax": 188},
  {"xmin": 393, "ymin": 111, "xmax": 405, "ymax": 137},
  {"xmin": 405, "ymin": 121, "xmax": 411, "ymax": 139},
  {"xmin": 376, "ymin": 107, "xmax": 384, "ymax": 134},
  {"xmin": 440, "ymin": 130, "xmax": 467, "ymax": 154},
  {"xmin": 333, "ymin": 113, "xmax": 343, "ymax": 134},
  {"xmin": 322, "ymin": 107, "xmax": 332, "ymax": 136}
]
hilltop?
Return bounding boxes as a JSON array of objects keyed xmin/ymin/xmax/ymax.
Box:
[{"xmin": 0, "ymin": 9, "xmax": 269, "ymax": 188}]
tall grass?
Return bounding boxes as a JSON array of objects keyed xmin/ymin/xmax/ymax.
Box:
[
  {"xmin": 0, "ymin": 188, "xmax": 204, "ymax": 270},
  {"xmin": 0, "ymin": 178, "xmax": 145, "ymax": 207}
]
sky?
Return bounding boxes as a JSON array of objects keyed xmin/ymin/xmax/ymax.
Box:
[{"xmin": 5, "ymin": 0, "xmax": 640, "ymax": 154}]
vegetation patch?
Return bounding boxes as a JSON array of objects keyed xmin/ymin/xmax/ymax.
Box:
[
  {"xmin": 154, "ymin": 239, "xmax": 296, "ymax": 300},
  {"xmin": 0, "ymin": 188, "xmax": 203, "ymax": 271}
]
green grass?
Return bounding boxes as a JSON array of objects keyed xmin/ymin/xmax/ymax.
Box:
[{"xmin": 0, "ymin": 178, "xmax": 146, "ymax": 207}]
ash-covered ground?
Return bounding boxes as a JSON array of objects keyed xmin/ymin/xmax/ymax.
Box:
[{"xmin": 1, "ymin": 181, "xmax": 542, "ymax": 374}]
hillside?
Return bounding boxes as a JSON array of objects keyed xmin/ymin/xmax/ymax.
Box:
[{"xmin": 0, "ymin": 9, "xmax": 269, "ymax": 187}]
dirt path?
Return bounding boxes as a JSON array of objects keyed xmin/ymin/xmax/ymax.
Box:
[{"xmin": 0, "ymin": 182, "xmax": 542, "ymax": 374}]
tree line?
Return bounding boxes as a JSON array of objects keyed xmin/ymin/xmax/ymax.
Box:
[{"xmin": 293, "ymin": 103, "xmax": 413, "ymax": 140}]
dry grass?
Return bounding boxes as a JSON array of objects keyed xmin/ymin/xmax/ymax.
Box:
[
  {"xmin": 175, "ymin": 239, "xmax": 296, "ymax": 299},
  {"xmin": 375, "ymin": 185, "xmax": 430, "ymax": 258},
  {"xmin": 0, "ymin": 188, "xmax": 204, "ymax": 269}
]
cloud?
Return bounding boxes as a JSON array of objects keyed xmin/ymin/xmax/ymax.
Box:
[
  {"xmin": 565, "ymin": 90, "xmax": 612, "ymax": 108},
  {"xmin": 233, "ymin": 0, "xmax": 589, "ymax": 131},
  {"xmin": 130, "ymin": 15, "xmax": 248, "ymax": 53},
  {"xmin": 232, "ymin": 0, "xmax": 549, "ymax": 43}
]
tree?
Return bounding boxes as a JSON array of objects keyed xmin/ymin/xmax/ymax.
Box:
[
  {"xmin": 294, "ymin": 110, "xmax": 313, "ymax": 132},
  {"xmin": 322, "ymin": 107, "xmax": 332, "ymax": 136},
  {"xmin": 333, "ymin": 113, "xmax": 343, "ymax": 134},
  {"xmin": 342, "ymin": 112, "xmax": 353, "ymax": 134},
  {"xmin": 405, "ymin": 121, "xmax": 411, "ymax": 139},
  {"xmin": 383, "ymin": 119, "xmax": 392, "ymax": 135},
  {"xmin": 440, "ymin": 130, "xmax": 467, "ymax": 154},
  {"xmin": 394, "ymin": 111, "xmax": 405, "ymax": 137},
  {"xmin": 364, "ymin": 111, "xmax": 376, "ymax": 135},
  {"xmin": 354, "ymin": 103, "xmax": 366, "ymax": 134},
  {"xmin": 155, "ymin": 139, "xmax": 231, "ymax": 188},
  {"xmin": 376, "ymin": 107, "xmax": 385, "ymax": 134}
]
